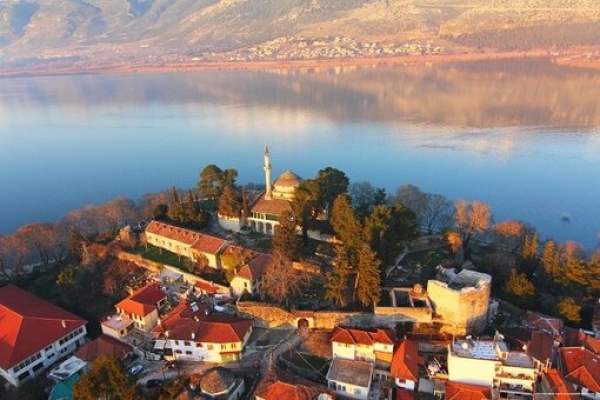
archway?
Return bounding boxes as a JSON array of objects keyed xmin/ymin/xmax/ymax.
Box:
[{"xmin": 297, "ymin": 318, "xmax": 309, "ymax": 333}]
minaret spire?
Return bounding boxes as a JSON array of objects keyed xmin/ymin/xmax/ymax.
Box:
[{"xmin": 264, "ymin": 146, "xmax": 272, "ymax": 200}]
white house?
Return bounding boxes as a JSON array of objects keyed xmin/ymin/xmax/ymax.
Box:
[
  {"xmin": 330, "ymin": 326, "xmax": 395, "ymax": 365},
  {"xmin": 326, "ymin": 358, "xmax": 373, "ymax": 400},
  {"xmin": 111, "ymin": 284, "xmax": 167, "ymax": 333},
  {"xmin": 447, "ymin": 337, "xmax": 539, "ymax": 397},
  {"xmin": 152, "ymin": 302, "xmax": 253, "ymax": 363},
  {"xmin": 390, "ymin": 339, "xmax": 422, "ymax": 391},
  {"xmin": 230, "ymin": 253, "xmax": 272, "ymax": 297},
  {"xmin": 0, "ymin": 285, "xmax": 87, "ymax": 387},
  {"xmin": 145, "ymin": 220, "xmax": 228, "ymax": 268}
]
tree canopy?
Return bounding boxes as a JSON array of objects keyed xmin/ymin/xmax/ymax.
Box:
[{"xmin": 73, "ymin": 356, "xmax": 140, "ymax": 400}]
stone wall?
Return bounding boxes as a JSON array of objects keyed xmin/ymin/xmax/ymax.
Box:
[
  {"xmin": 115, "ymin": 251, "xmax": 163, "ymax": 273},
  {"xmin": 374, "ymin": 306, "xmax": 433, "ymax": 323}
]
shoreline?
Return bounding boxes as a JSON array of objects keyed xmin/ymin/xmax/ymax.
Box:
[{"xmin": 0, "ymin": 50, "xmax": 561, "ymax": 78}]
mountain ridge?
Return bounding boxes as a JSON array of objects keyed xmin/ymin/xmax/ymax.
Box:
[{"xmin": 1, "ymin": 0, "xmax": 600, "ymax": 68}]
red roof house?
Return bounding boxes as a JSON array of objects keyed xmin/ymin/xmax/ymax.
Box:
[
  {"xmin": 0, "ymin": 285, "xmax": 87, "ymax": 387},
  {"xmin": 75, "ymin": 335, "xmax": 133, "ymax": 362},
  {"xmin": 390, "ymin": 339, "xmax": 423, "ymax": 391},
  {"xmin": 559, "ymin": 347, "xmax": 600, "ymax": 395},
  {"xmin": 445, "ymin": 381, "xmax": 493, "ymax": 400}
]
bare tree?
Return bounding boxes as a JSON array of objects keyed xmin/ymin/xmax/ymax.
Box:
[
  {"xmin": 450, "ymin": 200, "xmax": 492, "ymax": 260},
  {"xmin": 260, "ymin": 251, "xmax": 311, "ymax": 306}
]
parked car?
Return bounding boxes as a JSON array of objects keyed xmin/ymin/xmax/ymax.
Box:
[
  {"xmin": 146, "ymin": 379, "xmax": 163, "ymax": 388},
  {"xmin": 127, "ymin": 364, "xmax": 144, "ymax": 377}
]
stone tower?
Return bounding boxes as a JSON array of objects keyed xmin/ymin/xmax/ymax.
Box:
[{"xmin": 264, "ymin": 146, "xmax": 272, "ymax": 200}]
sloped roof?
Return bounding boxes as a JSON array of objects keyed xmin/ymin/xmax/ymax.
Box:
[
  {"xmin": 326, "ymin": 358, "xmax": 373, "ymax": 388},
  {"xmin": 236, "ymin": 253, "xmax": 273, "ymax": 281},
  {"xmin": 525, "ymin": 311, "xmax": 563, "ymax": 338},
  {"xmin": 543, "ymin": 369, "xmax": 577, "ymax": 399},
  {"xmin": 527, "ymin": 331, "xmax": 553, "ymax": 363},
  {"xmin": 254, "ymin": 370, "xmax": 333, "ymax": 400},
  {"xmin": 445, "ymin": 381, "xmax": 493, "ymax": 400},
  {"xmin": 200, "ymin": 367, "xmax": 238, "ymax": 394},
  {"xmin": 0, "ymin": 285, "xmax": 87, "ymax": 370},
  {"xmin": 390, "ymin": 340, "xmax": 421, "ymax": 382},
  {"xmin": 75, "ymin": 335, "xmax": 132, "ymax": 362},
  {"xmin": 584, "ymin": 336, "xmax": 600, "ymax": 355},
  {"xmin": 330, "ymin": 326, "xmax": 395, "ymax": 346},
  {"xmin": 145, "ymin": 220, "xmax": 226, "ymax": 254},
  {"xmin": 116, "ymin": 285, "xmax": 166, "ymax": 318},
  {"xmin": 559, "ymin": 347, "xmax": 600, "ymax": 392},
  {"xmin": 251, "ymin": 194, "xmax": 292, "ymax": 216}
]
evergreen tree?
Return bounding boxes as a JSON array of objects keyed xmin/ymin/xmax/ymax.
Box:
[
  {"xmin": 355, "ymin": 243, "xmax": 381, "ymax": 308},
  {"xmin": 167, "ymin": 187, "xmax": 184, "ymax": 222},
  {"xmin": 184, "ymin": 190, "xmax": 199, "ymax": 224},
  {"xmin": 331, "ymin": 194, "xmax": 363, "ymax": 258},
  {"xmin": 541, "ymin": 240, "xmax": 561, "ymax": 280},
  {"xmin": 241, "ymin": 186, "xmax": 250, "ymax": 224},
  {"xmin": 504, "ymin": 268, "xmax": 535, "ymax": 308},
  {"xmin": 556, "ymin": 297, "xmax": 581, "ymax": 325},
  {"xmin": 217, "ymin": 185, "xmax": 241, "ymax": 218},
  {"xmin": 272, "ymin": 210, "xmax": 300, "ymax": 261},
  {"xmin": 522, "ymin": 232, "xmax": 539, "ymax": 260},
  {"xmin": 198, "ymin": 164, "xmax": 223, "ymax": 199},
  {"xmin": 325, "ymin": 245, "xmax": 352, "ymax": 307}
]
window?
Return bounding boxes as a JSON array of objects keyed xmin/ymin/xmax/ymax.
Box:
[
  {"xmin": 207, "ymin": 345, "xmax": 213, "ymax": 350},
  {"xmin": 196, "ymin": 343, "xmax": 202, "ymax": 347},
  {"xmin": 185, "ymin": 351, "xmax": 192, "ymax": 355},
  {"xmin": 221, "ymin": 344, "xmax": 226, "ymax": 349},
  {"xmin": 354, "ymin": 388, "xmax": 361, "ymax": 395},
  {"xmin": 231, "ymin": 343, "xmax": 236, "ymax": 349},
  {"xmin": 184, "ymin": 341, "xmax": 190, "ymax": 347},
  {"xmin": 175, "ymin": 350, "xmax": 182, "ymax": 354}
]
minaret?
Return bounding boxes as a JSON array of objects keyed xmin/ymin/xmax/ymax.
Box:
[{"xmin": 264, "ymin": 146, "xmax": 273, "ymax": 200}]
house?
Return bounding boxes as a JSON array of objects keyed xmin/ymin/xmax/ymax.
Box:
[
  {"xmin": 254, "ymin": 370, "xmax": 335, "ymax": 400},
  {"xmin": 199, "ymin": 366, "xmax": 245, "ymax": 400},
  {"xmin": 0, "ymin": 285, "xmax": 87, "ymax": 387},
  {"xmin": 537, "ymin": 369, "xmax": 578, "ymax": 400},
  {"xmin": 558, "ymin": 347, "xmax": 600, "ymax": 399},
  {"xmin": 326, "ymin": 358, "xmax": 373, "ymax": 400},
  {"xmin": 447, "ymin": 336, "xmax": 539, "ymax": 397},
  {"xmin": 390, "ymin": 339, "xmax": 422, "ymax": 391},
  {"xmin": 230, "ymin": 253, "xmax": 272, "ymax": 297},
  {"xmin": 75, "ymin": 335, "xmax": 133, "ymax": 363},
  {"xmin": 152, "ymin": 302, "xmax": 253, "ymax": 363},
  {"xmin": 145, "ymin": 220, "xmax": 228, "ymax": 268},
  {"xmin": 330, "ymin": 326, "xmax": 395, "ymax": 366},
  {"xmin": 444, "ymin": 381, "xmax": 494, "ymax": 399},
  {"xmin": 503, "ymin": 328, "xmax": 554, "ymax": 370},
  {"xmin": 524, "ymin": 311, "xmax": 564, "ymax": 342},
  {"xmin": 111, "ymin": 284, "xmax": 167, "ymax": 333}
]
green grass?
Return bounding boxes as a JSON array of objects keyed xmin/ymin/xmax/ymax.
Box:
[
  {"xmin": 286, "ymin": 352, "xmax": 329, "ymax": 372},
  {"xmin": 142, "ymin": 246, "xmax": 187, "ymax": 269}
]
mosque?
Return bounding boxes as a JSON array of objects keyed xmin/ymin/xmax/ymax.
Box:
[{"xmin": 218, "ymin": 147, "xmax": 302, "ymax": 235}]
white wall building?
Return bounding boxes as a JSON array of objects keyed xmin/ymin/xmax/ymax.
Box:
[
  {"xmin": 0, "ymin": 285, "xmax": 87, "ymax": 387},
  {"xmin": 326, "ymin": 358, "xmax": 373, "ymax": 400}
]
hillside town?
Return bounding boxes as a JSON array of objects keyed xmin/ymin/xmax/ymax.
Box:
[{"xmin": 1, "ymin": 148, "xmax": 599, "ymax": 400}]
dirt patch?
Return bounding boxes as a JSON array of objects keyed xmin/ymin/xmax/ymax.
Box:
[{"xmin": 299, "ymin": 330, "xmax": 332, "ymax": 359}]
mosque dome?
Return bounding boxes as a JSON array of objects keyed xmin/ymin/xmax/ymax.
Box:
[{"xmin": 272, "ymin": 170, "xmax": 302, "ymax": 200}]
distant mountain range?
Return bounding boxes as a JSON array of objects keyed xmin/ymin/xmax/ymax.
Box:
[{"xmin": 1, "ymin": 0, "xmax": 600, "ymax": 67}]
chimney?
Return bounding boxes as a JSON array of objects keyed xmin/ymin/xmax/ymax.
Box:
[
  {"xmin": 191, "ymin": 332, "xmax": 196, "ymax": 340},
  {"xmin": 61, "ymin": 320, "xmax": 67, "ymax": 329}
]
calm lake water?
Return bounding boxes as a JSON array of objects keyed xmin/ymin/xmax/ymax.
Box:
[{"xmin": 1, "ymin": 59, "xmax": 599, "ymax": 250}]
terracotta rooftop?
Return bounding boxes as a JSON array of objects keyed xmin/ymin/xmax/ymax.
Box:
[
  {"xmin": 330, "ymin": 326, "xmax": 395, "ymax": 346},
  {"xmin": 525, "ymin": 311, "xmax": 563, "ymax": 338},
  {"xmin": 527, "ymin": 331, "xmax": 554, "ymax": 363},
  {"xmin": 390, "ymin": 339, "xmax": 422, "ymax": 382},
  {"xmin": 0, "ymin": 285, "xmax": 87, "ymax": 370},
  {"xmin": 254, "ymin": 370, "xmax": 333, "ymax": 400},
  {"xmin": 145, "ymin": 220, "xmax": 226, "ymax": 254},
  {"xmin": 326, "ymin": 358, "xmax": 373, "ymax": 388},
  {"xmin": 251, "ymin": 194, "xmax": 292, "ymax": 216},
  {"xmin": 559, "ymin": 346, "xmax": 600, "ymax": 392},
  {"xmin": 116, "ymin": 284, "xmax": 166, "ymax": 318},
  {"xmin": 200, "ymin": 366, "xmax": 238, "ymax": 394},
  {"xmin": 445, "ymin": 381, "xmax": 493, "ymax": 400},
  {"xmin": 75, "ymin": 335, "xmax": 132, "ymax": 362},
  {"xmin": 236, "ymin": 253, "xmax": 273, "ymax": 281},
  {"xmin": 542, "ymin": 369, "xmax": 577, "ymax": 399}
]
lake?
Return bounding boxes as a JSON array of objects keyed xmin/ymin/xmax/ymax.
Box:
[{"xmin": 1, "ymin": 58, "xmax": 599, "ymax": 250}]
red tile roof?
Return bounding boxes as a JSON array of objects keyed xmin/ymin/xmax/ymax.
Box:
[
  {"xmin": 236, "ymin": 253, "xmax": 273, "ymax": 281},
  {"xmin": 525, "ymin": 311, "xmax": 563, "ymax": 338},
  {"xmin": 0, "ymin": 285, "xmax": 87, "ymax": 370},
  {"xmin": 153, "ymin": 304, "xmax": 252, "ymax": 344},
  {"xmin": 584, "ymin": 336, "xmax": 600, "ymax": 355},
  {"xmin": 116, "ymin": 285, "xmax": 166, "ymax": 318},
  {"xmin": 390, "ymin": 340, "xmax": 422, "ymax": 382},
  {"xmin": 559, "ymin": 347, "xmax": 600, "ymax": 392},
  {"xmin": 194, "ymin": 280, "xmax": 221, "ymax": 294},
  {"xmin": 395, "ymin": 388, "xmax": 415, "ymax": 400},
  {"xmin": 251, "ymin": 194, "xmax": 292, "ymax": 216},
  {"xmin": 75, "ymin": 335, "xmax": 132, "ymax": 362},
  {"xmin": 543, "ymin": 369, "xmax": 577, "ymax": 399},
  {"xmin": 445, "ymin": 381, "xmax": 492, "ymax": 400},
  {"xmin": 254, "ymin": 370, "xmax": 333, "ymax": 400},
  {"xmin": 330, "ymin": 326, "xmax": 395, "ymax": 346},
  {"xmin": 527, "ymin": 331, "xmax": 554, "ymax": 363},
  {"xmin": 145, "ymin": 221, "xmax": 226, "ymax": 254}
]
